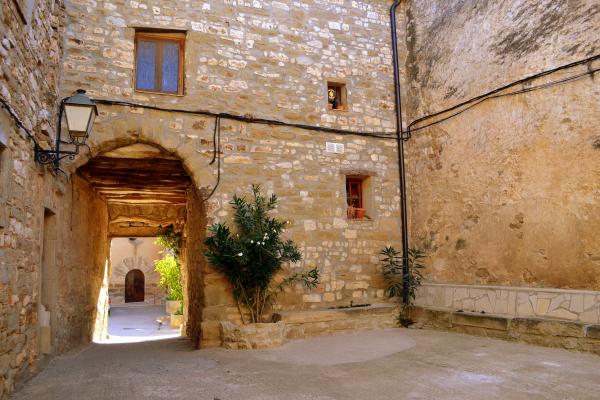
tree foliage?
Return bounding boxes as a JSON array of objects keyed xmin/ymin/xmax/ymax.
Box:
[
  {"xmin": 154, "ymin": 226, "xmax": 184, "ymax": 302},
  {"xmin": 204, "ymin": 184, "xmax": 319, "ymax": 323},
  {"xmin": 155, "ymin": 225, "xmax": 182, "ymax": 258},
  {"xmin": 154, "ymin": 253, "xmax": 183, "ymax": 301}
]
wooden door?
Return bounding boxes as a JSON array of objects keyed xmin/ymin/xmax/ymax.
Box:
[{"xmin": 125, "ymin": 269, "xmax": 145, "ymax": 303}]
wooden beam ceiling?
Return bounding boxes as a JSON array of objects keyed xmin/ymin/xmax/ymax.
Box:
[{"xmin": 78, "ymin": 156, "xmax": 192, "ymax": 205}]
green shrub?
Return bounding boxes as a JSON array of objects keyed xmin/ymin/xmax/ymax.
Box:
[
  {"xmin": 204, "ymin": 184, "xmax": 319, "ymax": 324},
  {"xmin": 154, "ymin": 253, "xmax": 183, "ymax": 302},
  {"xmin": 380, "ymin": 246, "xmax": 426, "ymax": 327}
]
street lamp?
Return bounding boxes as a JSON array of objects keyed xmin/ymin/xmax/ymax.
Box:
[{"xmin": 35, "ymin": 89, "xmax": 97, "ymax": 168}]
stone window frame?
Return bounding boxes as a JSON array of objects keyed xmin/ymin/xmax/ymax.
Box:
[
  {"xmin": 133, "ymin": 30, "xmax": 186, "ymax": 96},
  {"xmin": 327, "ymin": 80, "xmax": 348, "ymax": 111},
  {"xmin": 341, "ymin": 170, "xmax": 377, "ymax": 221}
]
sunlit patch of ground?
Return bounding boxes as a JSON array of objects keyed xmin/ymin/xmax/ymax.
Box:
[{"xmin": 95, "ymin": 303, "xmax": 180, "ymax": 344}]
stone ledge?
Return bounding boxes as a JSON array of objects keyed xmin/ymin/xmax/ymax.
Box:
[
  {"xmin": 220, "ymin": 321, "xmax": 286, "ymax": 350},
  {"xmin": 511, "ymin": 317, "xmax": 585, "ymax": 338},
  {"xmin": 410, "ymin": 306, "xmax": 600, "ymax": 355},
  {"xmin": 275, "ymin": 303, "xmax": 397, "ymax": 324},
  {"xmin": 452, "ymin": 312, "xmax": 510, "ymax": 331},
  {"xmin": 277, "ymin": 304, "xmax": 398, "ymax": 339}
]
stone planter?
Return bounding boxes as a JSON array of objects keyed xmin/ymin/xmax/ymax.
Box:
[
  {"xmin": 166, "ymin": 300, "xmax": 182, "ymax": 314},
  {"xmin": 220, "ymin": 321, "xmax": 286, "ymax": 350},
  {"xmin": 170, "ymin": 313, "xmax": 184, "ymax": 329}
]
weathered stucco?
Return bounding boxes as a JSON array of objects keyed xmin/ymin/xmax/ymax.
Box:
[{"xmin": 403, "ymin": 0, "xmax": 600, "ymax": 290}]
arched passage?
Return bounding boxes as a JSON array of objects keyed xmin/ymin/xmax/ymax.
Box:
[
  {"xmin": 124, "ymin": 269, "xmax": 145, "ymax": 303},
  {"xmin": 72, "ymin": 142, "xmax": 208, "ymax": 346}
]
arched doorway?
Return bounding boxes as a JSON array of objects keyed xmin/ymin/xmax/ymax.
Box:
[
  {"xmin": 76, "ymin": 143, "xmax": 207, "ymax": 346},
  {"xmin": 125, "ymin": 269, "xmax": 145, "ymax": 303}
]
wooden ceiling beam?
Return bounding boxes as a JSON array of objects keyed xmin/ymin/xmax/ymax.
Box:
[{"xmin": 78, "ymin": 156, "xmax": 193, "ymax": 205}]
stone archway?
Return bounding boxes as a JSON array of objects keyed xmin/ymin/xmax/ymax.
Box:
[
  {"xmin": 61, "ymin": 110, "xmax": 239, "ymax": 348},
  {"xmin": 124, "ymin": 269, "xmax": 145, "ymax": 303},
  {"xmin": 72, "ymin": 142, "xmax": 209, "ymax": 346}
]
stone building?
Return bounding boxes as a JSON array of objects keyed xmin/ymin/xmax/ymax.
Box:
[
  {"xmin": 108, "ymin": 237, "xmax": 163, "ymax": 305},
  {"xmin": 1, "ymin": 0, "xmax": 599, "ymax": 399}
]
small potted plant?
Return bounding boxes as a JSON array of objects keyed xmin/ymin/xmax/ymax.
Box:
[{"xmin": 354, "ymin": 208, "xmax": 366, "ymax": 219}]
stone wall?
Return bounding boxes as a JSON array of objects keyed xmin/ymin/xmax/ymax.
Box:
[
  {"xmin": 58, "ymin": 0, "xmax": 404, "ymax": 345},
  {"xmin": 402, "ymin": 0, "xmax": 600, "ymax": 290},
  {"xmin": 0, "ymin": 2, "xmax": 113, "ymax": 398},
  {"xmin": 70, "ymin": 110, "xmax": 401, "ymax": 346},
  {"xmin": 1, "ymin": 1, "xmax": 63, "ymax": 398},
  {"xmin": 60, "ymin": 0, "xmax": 396, "ymax": 133},
  {"xmin": 58, "ymin": 175, "xmax": 109, "ymax": 352}
]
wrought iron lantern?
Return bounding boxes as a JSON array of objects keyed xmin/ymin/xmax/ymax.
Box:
[{"xmin": 35, "ymin": 89, "xmax": 97, "ymax": 168}]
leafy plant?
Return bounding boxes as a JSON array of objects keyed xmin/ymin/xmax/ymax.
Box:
[
  {"xmin": 156, "ymin": 225, "xmax": 182, "ymax": 258},
  {"xmin": 204, "ymin": 184, "xmax": 320, "ymax": 324},
  {"xmin": 154, "ymin": 226, "xmax": 184, "ymax": 303},
  {"xmin": 154, "ymin": 253, "xmax": 183, "ymax": 302},
  {"xmin": 380, "ymin": 246, "xmax": 426, "ymax": 327},
  {"xmin": 381, "ymin": 246, "xmax": 425, "ymax": 304}
]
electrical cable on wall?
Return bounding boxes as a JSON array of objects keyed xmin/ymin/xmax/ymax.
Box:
[
  {"xmin": 0, "ymin": 52, "xmax": 598, "ymax": 169},
  {"xmin": 0, "ymin": 97, "xmax": 37, "ymax": 144},
  {"xmin": 93, "ymin": 99, "xmax": 396, "ymax": 140},
  {"xmin": 406, "ymin": 53, "xmax": 600, "ymax": 136},
  {"xmin": 204, "ymin": 115, "xmax": 221, "ymax": 202}
]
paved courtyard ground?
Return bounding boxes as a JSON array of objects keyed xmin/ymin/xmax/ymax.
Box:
[
  {"xmin": 11, "ymin": 306, "xmax": 600, "ymax": 400},
  {"xmin": 101, "ymin": 303, "xmax": 180, "ymax": 344}
]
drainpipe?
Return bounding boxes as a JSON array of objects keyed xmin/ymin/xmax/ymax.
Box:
[{"xmin": 390, "ymin": 0, "xmax": 410, "ymax": 305}]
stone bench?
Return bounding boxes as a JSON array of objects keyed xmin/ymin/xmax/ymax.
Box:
[{"xmin": 410, "ymin": 306, "xmax": 600, "ymax": 355}]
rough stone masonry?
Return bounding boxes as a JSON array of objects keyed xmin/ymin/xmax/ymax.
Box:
[{"xmin": 1, "ymin": 0, "xmax": 599, "ymax": 399}]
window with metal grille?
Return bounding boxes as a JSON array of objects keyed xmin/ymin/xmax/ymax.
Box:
[{"xmin": 135, "ymin": 31, "xmax": 185, "ymax": 95}]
